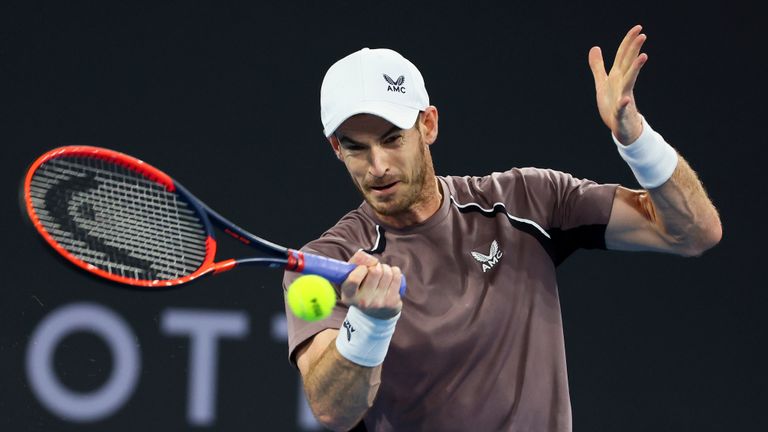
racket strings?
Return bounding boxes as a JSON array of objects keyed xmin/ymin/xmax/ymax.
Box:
[
  {"xmin": 28, "ymin": 156, "xmax": 208, "ymax": 281},
  {"xmin": 30, "ymin": 181, "xmax": 206, "ymax": 241}
]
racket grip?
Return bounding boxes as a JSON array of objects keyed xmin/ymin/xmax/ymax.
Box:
[{"xmin": 299, "ymin": 252, "xmax": 407, "ymax": 297}]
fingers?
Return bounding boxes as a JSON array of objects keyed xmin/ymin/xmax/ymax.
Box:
[
  {"xmin": 362, "ymin": 264, "xmax": 402, "ymax": 313},
  {"xmin": 622, "ymin": 53, "xmax": 648, "ymax": 96},
  {"xmin": 591, "ymin": 25, "xmax": 649, "ymax": 84},
  {"xmin": 595, "ymin": 26, "xmax": 649, "ymax": 100},
  {"xmin": 614, "ymin": 25, "xmax": 643, "ymax": 73},
  {"xmin": 340, "ymin": 250, "xmax": 379, "ymax": 301},
  {"xmin": 588, "ymin": 46, "xmax": 607, "ymax": 87},
  {"xmin": 388, "ymin": 266, "xmax": 403, "ymax": 302},
  {"xmin": 349, "ymin": 249, "xmax": 379, "ymax": 267},
  {"xmin": 340, "ymin": 250, "xmax": 403, "ymax": 318},
  {"xmin": 340, "ymin": 264, "xmax": 368, "ymax": 302},
  {"xmin": 591, "ymin": 26, "xmax": 649, "ymax": 136},
  {"xmin": 360, "ymin": 263, "xmax": 386, "ymax": 306},
  {"xmin": 620, "ymin": 32, "xmax": 647, "ymax": 73}
]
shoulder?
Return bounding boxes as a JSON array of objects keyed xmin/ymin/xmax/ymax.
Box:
[
  {"xmin": 282, "ymin": 206, "xmax": 379, "ymax": 290},
  {"xmin": 301, "ymin": 206, "xmax": 379, "ymax": 262},
  {"xmin": 441, "ymin": 168, "xmax": 573, "ymax": 203}
]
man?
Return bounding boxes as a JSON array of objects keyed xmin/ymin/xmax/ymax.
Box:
[{"xmin": 283, "ymin": 25, "xmax": 721, "ymax": 431}]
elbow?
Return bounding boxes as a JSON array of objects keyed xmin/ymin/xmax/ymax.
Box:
[
  {"xmin": 314, "ymin": 414, "xmax": 359, "ymax": 432},
  {"xmin": 313, "ymin": 414, "xmax": 339, "ymax": 431},
  {"xmin": 309, "ymin": 402, "xmax": 364, "ymax": 432},
  {"xmin": 677, "ymin": 220, "xmax": 723, "ymax": 257},
  {"xmin": 308, "ymin": 407, "xmax": 337, "ymax": 430},
  {"xmin": 705, "ymin": 220, "xmax": 723, "ymax": 249},
  {"xmin": 307, "ymin": 401, "xmax": 342, "ymax": 431}
]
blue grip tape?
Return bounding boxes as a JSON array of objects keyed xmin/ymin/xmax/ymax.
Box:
[{"xmin": 301, "ymin": 253, "xmax": 407, "ymax": 296}]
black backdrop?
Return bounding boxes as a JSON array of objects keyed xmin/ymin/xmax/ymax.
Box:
[{"xmin": 1, "ymin": 1, "xmax": 764, "ymax": 431}]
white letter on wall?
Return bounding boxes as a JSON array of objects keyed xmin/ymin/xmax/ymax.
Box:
[
  {"xmin": 26, "ymin": 302, "xmax": 140, "ymax": 422},
  {"xmin": 161, "ymin": 309, "xmax": 249, "ymax": 426}
]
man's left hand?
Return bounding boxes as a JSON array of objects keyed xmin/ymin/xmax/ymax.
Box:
[{"xmin": 588, "ymin": 24, "xmax": 648, "ymax": 144}]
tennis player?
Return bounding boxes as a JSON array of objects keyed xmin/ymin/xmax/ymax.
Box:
[{"xmin": 283, "ymin": 25, "xmax": 721, "ymax": 431}]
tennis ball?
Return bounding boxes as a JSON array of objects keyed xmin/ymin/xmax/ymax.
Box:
[{"xmin": 287, "ymin": 275, "xmax": 336, "ymax": 321}]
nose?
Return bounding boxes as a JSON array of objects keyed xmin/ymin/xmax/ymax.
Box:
[{"xmin": 367, "ymin": 145, "xmax": 389, "ymax": 178}]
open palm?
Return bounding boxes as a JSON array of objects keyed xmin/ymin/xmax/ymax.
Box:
[{"xmin": 588, "ymin": 25, "xmax": 648, "ymax": 144}]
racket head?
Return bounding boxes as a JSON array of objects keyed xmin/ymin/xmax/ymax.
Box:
[{"xmin": 22, "ymin": 146, "xmax": 219, "ymax": 288}]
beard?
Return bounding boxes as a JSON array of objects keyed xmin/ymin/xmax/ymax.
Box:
[{"xmin": 359, "ymin": 138, "xmax": 435, "ymax": 217}]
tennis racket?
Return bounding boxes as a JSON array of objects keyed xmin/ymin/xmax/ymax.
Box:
[{"xmin": 21, "ymin": 145, "xmax": 407, "ymax": 294}]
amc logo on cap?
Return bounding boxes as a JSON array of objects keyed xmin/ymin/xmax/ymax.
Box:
[{"xmin": 383, "ymin": 74, "xmax": 406, "ymax": 93}]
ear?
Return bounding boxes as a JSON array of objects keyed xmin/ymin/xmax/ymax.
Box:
[
  {"xmin": 328, "ymin": 135, "xmax": 344, "ymax": 161},
  {"xmin": 419, "ymin": 106, "xmax": 439, "ymax": 145}
]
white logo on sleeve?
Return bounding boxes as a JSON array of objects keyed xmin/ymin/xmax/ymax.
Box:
[{"xmin": 471, "ymin": 240, "xmax": 504, "ymax": 273}]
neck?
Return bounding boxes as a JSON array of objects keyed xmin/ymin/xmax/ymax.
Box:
[{"xmin": 375, "ymin": 176, "xmax": 442, "ymax": 229}]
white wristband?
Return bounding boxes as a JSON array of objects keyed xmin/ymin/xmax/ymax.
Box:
[
  {"xmin": 613, "ymin": 116, "xmax": 679, "ymax": 189},
  {"xmin": 335, "ymin": 306, "xmax": 400, "ymax": 367}
]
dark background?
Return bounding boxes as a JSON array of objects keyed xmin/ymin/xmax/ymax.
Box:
[{"xmin": 1, "ymin": 1, "xmax": 764, "ymax": 431}]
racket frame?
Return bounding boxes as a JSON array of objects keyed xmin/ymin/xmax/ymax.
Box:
[{"xmin": 23, "ymin": 146, "xmax": 406, "ymax": 294}]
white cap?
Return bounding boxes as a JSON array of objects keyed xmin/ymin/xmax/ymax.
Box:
[{"xmin": 320, "ymin": 48, "xmax": 430, "ymax": 137}]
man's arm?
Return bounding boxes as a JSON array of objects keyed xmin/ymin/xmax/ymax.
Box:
[
  {"xmin": 606, "ymin": 155, "xmax": 721, "ymax": 256},
  {"xmin": 296, "ymin": 329, "xmax": 382, "ymax": 430},
  {"xmin": 295, "ymin": 251, "xmax": 402, "ymax": 431},
  {"xmin": 589, "ymin": 25, "xmax": 721, "ymax": 255}
]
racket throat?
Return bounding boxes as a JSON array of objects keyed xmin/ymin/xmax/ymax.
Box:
[{"xmin": 212, "ymin": 259, "xmax": 238, "ymax": 274}]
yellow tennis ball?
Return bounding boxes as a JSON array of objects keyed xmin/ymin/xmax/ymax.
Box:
[{"xmin": 287, "ymin": 275, "xmax": 337, "ymax": 321}]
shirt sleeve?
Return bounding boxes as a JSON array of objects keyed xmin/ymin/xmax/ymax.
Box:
[
  {"xmin": 526, "ymin": 168, "xmax": 618, "ymax": 263},
  {"xmin": 283, "ymin": 213, "xmax": 379, "ymax": 367},
  {"xmin": 283, "ymin": 245, "xmax": 350, "ymax": 368},
  {"xmin": 475, "ymin": 168, "xmax": 618, "ymax": 265},
  {"xmin": 534, "ymin": 168, "xmax": 618, "ymax": 231}
]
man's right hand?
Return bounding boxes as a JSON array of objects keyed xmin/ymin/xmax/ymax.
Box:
[{"xmin": 340, "ymin": 250, "xmax": 403, "ymax": 320}]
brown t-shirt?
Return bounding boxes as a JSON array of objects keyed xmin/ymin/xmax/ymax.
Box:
[{"xmin": 284, "ymin": 168, "xmax": 617, "ymax": 432}]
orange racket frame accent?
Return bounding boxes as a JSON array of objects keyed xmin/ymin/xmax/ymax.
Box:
[{"xmin": 22, "ymin": 145, "xmax": 225, "ymax": 288}]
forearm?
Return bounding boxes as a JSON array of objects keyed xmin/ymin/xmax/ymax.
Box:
[
  {"xmin": 608, "ymin": 115, "xmax": 722, "ymax": 255},
  {"xmin": 646, "ymin": 155, "xmax": 722, "ymax": 255},
  {"xmin": 304, "ymin": 340, "xmax": 381, "ymax": 431},
  {"xmin": 296, "ymin": 253, "xmax": 402, "ymax": 430}
]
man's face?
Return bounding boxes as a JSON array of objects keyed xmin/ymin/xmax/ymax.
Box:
[{"xmin": 332, "ymin": 114, "xmax": 434, "ymax": 218}]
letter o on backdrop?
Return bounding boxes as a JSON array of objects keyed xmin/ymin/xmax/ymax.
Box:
[{"xmin": 25, "ymin": 302, "xmax": 140, "ymax": 422}]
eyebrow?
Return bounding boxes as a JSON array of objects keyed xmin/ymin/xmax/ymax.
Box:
[{"xmin": 337, "ymin": 126, "xmax": 402, "ymax": 146}]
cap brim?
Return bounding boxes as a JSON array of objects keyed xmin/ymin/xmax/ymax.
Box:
[{"xmin": 323, "ymin": 100, "xmax": 421, "ymax": 137}]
